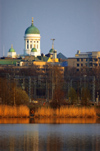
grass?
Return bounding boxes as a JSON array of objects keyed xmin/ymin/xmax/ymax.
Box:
[
  {"xmin": 34, "ymin": 106, "xmax": 97, "ymax": 118},
  {"xmin": 0, "ymin": 105, "xmax": 30, "ymax": 118}
]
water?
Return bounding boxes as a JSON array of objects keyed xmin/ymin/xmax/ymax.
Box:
[{"xmin": 0, "ymin": 119, "xmax": 100, "ymax": 151}]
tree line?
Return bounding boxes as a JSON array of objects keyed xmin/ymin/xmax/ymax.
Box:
[{"xmin": 0, "ymin": 65, "xmax": 100, "ymax": 107}]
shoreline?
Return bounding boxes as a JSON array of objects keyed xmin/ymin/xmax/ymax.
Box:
[{"xmin": 0, "ymin": 117, "xmax": 100, "ymax": 124}]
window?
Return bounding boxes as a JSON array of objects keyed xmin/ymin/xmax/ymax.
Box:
[
  {"xmin": 89, "ymin": 63, "xmax": 92, "ymax": 66},
  {"xmin": 77, "ymin": 64, "xmax": 79, "ymax": 67},
  {"xmin": 27, "ymin": 44, "xmax": 29, "ymax": 49},
  {"xmin": 77, "ymin": 69, "xmax": 79, "ymax": 71},
  {"xmin": 89, "ymin": 58, "xmax": 92, "ymax": 61},
  {"xmin": 27, "ymin": 40, "xmax": 29, "ymax": 43},
  {"xmin": 77, "ymin": 58, "xmax": 79, "ymax": 62},
  {"xmin": 30, "ymin": 44, "xmax": 32, "ymax": 49},
  {"xmin": 81, "ymin": 58, "xmax": 83, "ymax": 61},
  {"xmin": 34, "ymin": 41, "xmax": 35, "ymax": 43},
  {"xmin": 30, "ymin": 41, "xmax": 32, "ymax": 43},
  {"xmin": 37, "ymin": 41, "xmax": 38, "ymax": 43},
  {"xmin": 81, "ymin": 64, "xmax": 83, "ymax": 66}
]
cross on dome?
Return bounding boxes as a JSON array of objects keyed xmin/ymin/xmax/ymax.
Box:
[
  {"xmin": 51, "ymin": 39, "xmax": 55, "ymax": 49},
  {"xmin": 11, "ymin": 44, "xmax": 13, "ymax": 48},
  {"xmin": 32, "ymin": 17, "xmax": 34, "ymax": 25}
]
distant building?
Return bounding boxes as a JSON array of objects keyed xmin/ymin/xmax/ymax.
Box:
[
  {"xmin": 7, "ymin": 45, "xmax": 16, "ymax": 58},
  {"xmin": 68, "ymin": 50, "xmax": 100, "ymax": 71}
]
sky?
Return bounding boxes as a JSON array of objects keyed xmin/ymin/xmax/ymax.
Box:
[{"xmin": 0, "ymin": 0, "xmax": 100, "ymax": 57}]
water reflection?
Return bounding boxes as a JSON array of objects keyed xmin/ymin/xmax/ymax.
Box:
[
  {"xmin": 0, "ymin": 118, "xmax": 29, "ymax": 124},
  {"xmin": 0, "ymin": 124, "xmax": 100, "ymax": 151},
  {"xmin": 0, "ymin": 117, "xmax": 99, "ymax": 124},
  {"xmin": 30, "ymin": 117, "xmax": 97, "ymax": 124}
]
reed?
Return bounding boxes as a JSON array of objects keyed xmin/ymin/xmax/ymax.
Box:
[
  {"xmin": 34, "ymin": 106, "xmax": 97, "ymax": 118},
  {"xmin": 0, "ymin": 105, "xmax": 30, "ymax": 118},
  {"xmin": 34, "ymin": 107, "xmax": 54, "ymax": 118}
]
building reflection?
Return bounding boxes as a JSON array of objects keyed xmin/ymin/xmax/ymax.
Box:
[
  {"xmin": 1, "ymin": 130, "xmax": 99, "ymax": 151},
  {"xmin": 8, "ymin": 131, "xmax": 39, "ymax": 151},
  {"xmin": 0, "ymin": 118, "xmax": 100, "ymax": 151},
  {"xmin": 9, "ymin": 136, "xmax": 15, "ymax": 151},
  {"xmin": 47, "ymin": 135, "xmax": 62, "ymax": 151}
]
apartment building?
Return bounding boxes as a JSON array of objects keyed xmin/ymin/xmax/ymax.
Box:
[{"xmin": 68, "ymin": 50, "xmax": 100, "ymax": 71}]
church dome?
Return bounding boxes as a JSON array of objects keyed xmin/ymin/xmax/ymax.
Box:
[
  {"xmin": 25, "ymin": 18, "xmax": 40, "ymax": 35},
  {"xmin": 31, "ymin": 48, "xmax": 37, "ymax": 52},
  {"xmin": 9, "ymin": 45, "xmax": 15, "ymax": 52},
  {"xmin": 49, "ymin": 48, "xmax": 54, "ymax": 54}
]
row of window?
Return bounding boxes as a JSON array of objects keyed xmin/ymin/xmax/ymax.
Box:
[
  {"xmin": 27, "ymin": 44, "xmax": 38, "ymax": 49},
  {"xmin": 77, "ymin": 63, "xmax": 100, "ymax": 67},
  {"xmin": 77, "ymin": 64, "xmax": 83, "ymax": 67},
  {"xmin": 77, "ymin": 58, "xmax": 100, "ymax": 62},
  {"xmin": 77, "ymin": 58, "xmax": 83, "ymax": 61},
  {"xmin": 27, "ymin": 40, "xmax": 39, "ymax": 44}
]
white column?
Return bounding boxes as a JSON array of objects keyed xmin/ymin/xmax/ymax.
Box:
[
  {"xmin": 25, "ymin": 40, "xmax": 27, "ymax": 50},
  {"xmin": 29, "ymin": 40, "xmax": 30, "ymax": 50},
  {"xmin": 39, "ymin": 41, "xmax": 40, "ymax": 50},
  {"xmin": 32, "ymin": 40, "xmax": 33, "ymax": 49}
]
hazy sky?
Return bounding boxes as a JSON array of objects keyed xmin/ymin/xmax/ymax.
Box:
[{"xmin": 0, "ymin": 0, "xmax": 100, "ymax": 57}]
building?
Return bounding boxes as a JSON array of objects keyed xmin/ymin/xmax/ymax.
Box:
[
  {"xmin": 7, "ymin": 45, "xmax": 17, "ymax": 58},
  {"xmin": 68, "ymin": 50, "xmax": 100, "ymax": 71},
  {"xmin": 24, "ymin": 17, "xmax": 41, "ymax": 56}
]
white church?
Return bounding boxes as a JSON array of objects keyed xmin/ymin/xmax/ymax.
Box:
[{"xmin": 7, "ymin": 18, "xmax": 57, "ymax": 59}]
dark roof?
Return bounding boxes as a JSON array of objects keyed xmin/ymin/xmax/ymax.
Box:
[
  {"xmin": 37, "ymin": 56, "xmax": 49, "ymax": 61},
  {"xmin": 57, "ymin": 53, "xmax": 67, "ymax": 59}
]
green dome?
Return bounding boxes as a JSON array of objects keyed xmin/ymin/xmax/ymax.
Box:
[
  {"xmin": 49, "ymin": 48, "xmax": 54, "ymax": 54},
  {"xmin": 31, "ymin": 48, "xmax": 37, "ymax": 52},
  {"xmin": 9, "ymin": 47, "xmax": 15, "ymax": 52},
  {"xmin": 25, "ymin": 23, "xmax": 40, "ymax": 34}
]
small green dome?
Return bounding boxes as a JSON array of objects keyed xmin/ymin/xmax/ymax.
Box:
[
  {"xmin": 31, "ymin": 48, "xmax": 37, "ymax": 52},
  {"xmin": 9, "ymin": 47, "xmax": 15, "ymax": 52},
  {"xmin": 49, "ymin": 48, "xmax": 54, "ymax": 54},
  {"xmin": 25, "ymin": 23, "xmax": 40, "ymax": 34}
]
